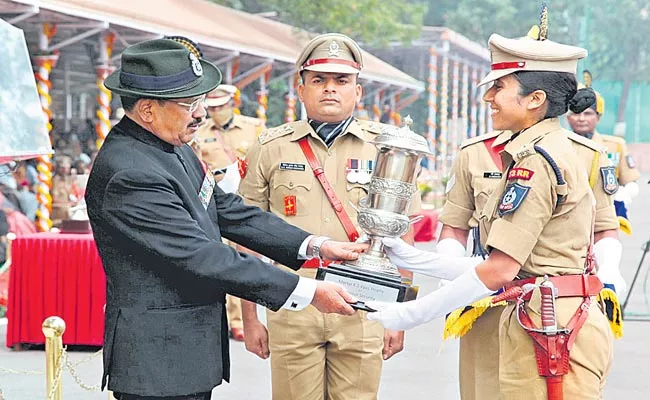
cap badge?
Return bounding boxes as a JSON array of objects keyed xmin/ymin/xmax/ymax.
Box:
[
  {"xmin": 189, "ymin": 53, "xmax": 203, "ymax": 77},
  {"xmin": 328, "ymin": 40, "xmax": 341, "ymax": 57}
]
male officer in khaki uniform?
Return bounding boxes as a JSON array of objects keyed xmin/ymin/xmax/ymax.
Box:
[
  {"xmin": 51, "ymin": 156, "xmax": 75, "ymax": 225},
  {"xmin": 368, "ymin": 23, "xmax": 614, "ymax": 399},
  {"xmin": 237, "ymin": 33, "xmax": 419, "ymax": 400},
  {"xmin": 192, "ymin": 85, "xmax": 265, "ymax": 341},
  {"xmin": 567, "ymin": 73, "xmax": 641, "ymax": 235}
]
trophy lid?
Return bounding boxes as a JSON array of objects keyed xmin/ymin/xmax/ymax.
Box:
[{"xmin": 371, "ymin": 116, "xmax": 432, "ymax": 155}]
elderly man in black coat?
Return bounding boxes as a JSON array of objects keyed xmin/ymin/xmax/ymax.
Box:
[{"xmin": 86, "ymin": 38, "xmax": 364, "ymax": 400}]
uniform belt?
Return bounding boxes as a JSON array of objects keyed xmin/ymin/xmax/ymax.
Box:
[
  {"xmin": 301, "ymin": 259, "xmax": 332, "ymax": 269},
  {"xmin": 503, "ymin": 274, "xmax": 603, "ymax": 301}
]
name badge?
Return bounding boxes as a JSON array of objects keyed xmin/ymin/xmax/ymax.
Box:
[
  {"xmin": 280, "ymin": 162, "xmax": 306, "ymax": 171},
  {"xmin": 199, "ymin": 171, "xmax": 215, "ymax": 210},
  {"xmin": 483, "ymin": 172, "xmax": 502, "ymax": 179}
]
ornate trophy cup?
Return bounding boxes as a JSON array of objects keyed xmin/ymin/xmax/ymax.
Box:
[{"xmin": 316, "ymin": 116, "xmax": 432, "ymax": 311}]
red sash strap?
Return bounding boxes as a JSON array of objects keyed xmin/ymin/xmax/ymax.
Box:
[
  {"xmin": 297, "ymin": 137, "xmax": 360, "ymax": 261},
  {"xmin": 496, "ymin": 274, "xmax": 600, "ymax": 400},
  {"xmin": 501, "ymin": 275, "xmax": 603, "ymax": 301},
  {"xmin": 483, "ymin": 136, "xmax": 505, "ymax": 171}
]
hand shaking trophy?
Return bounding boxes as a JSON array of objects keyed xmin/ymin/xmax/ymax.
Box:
[{"xmin": 316, "ymin": 116, "xmax": 431, "ymax": 311}]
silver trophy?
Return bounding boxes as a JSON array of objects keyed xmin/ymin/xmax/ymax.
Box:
[{"xmin": 316, "ymin": 116, "xmax": 432, "ymax": 311}]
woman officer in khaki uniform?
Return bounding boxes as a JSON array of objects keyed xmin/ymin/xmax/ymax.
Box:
[
  {"xmin": 367, "ymin": 21, "xmax": 613, "ymax": 399},
  {"xmin": 439, "ymin": 32, "xmax": 623, "ymax": 400}
]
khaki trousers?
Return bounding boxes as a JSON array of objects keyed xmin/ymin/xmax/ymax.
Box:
[
  {"xmin": 225, "ymin": 295, "xmax": 243, "ymax": 330},
  {"xmin": 499, "ymin": 297, "xmax": 613, "ymax": 399},
  {"xmin": 459, "ymin": 305, "xmax": 503, "ymax": 400},
  {"xmin": 266, "ymin": 268, "xmax": 384, "ymax": 400}
]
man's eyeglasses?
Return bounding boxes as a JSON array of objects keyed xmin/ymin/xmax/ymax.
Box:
[{"xmin": 169, "ymin": 95, "xmax": 206, "ymax": 113}]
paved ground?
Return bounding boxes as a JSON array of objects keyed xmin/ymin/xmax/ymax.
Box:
[{"xmin": 1, "ymin": 175, "xmax": 649, "ymax": 399}]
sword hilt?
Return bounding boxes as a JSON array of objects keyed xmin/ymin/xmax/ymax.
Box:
[{"xmin": 539, "ymin": 277, "xmax": 558, "ymax": 334}]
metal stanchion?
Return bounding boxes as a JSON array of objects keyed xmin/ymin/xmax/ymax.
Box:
[{"xmin": 42, "ymin": 316, "xmax": 66, "ymax": 400}]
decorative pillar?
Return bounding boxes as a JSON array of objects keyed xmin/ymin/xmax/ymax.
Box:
[
  {"xmin": 33, "ymin": 23, "xmax": 58, "ymax": 232},
  {"xmin": 256, "ymin": 69, "xmax": 271, "ymax": 123},
  {"xmin": 284, "ymin": 74, "xmax": 298, "ymax": 123},
  {"xmin": 450, "ymin": 60, "xmax": 459, "ymax": 166},
  {"xmin": 372, "ymin": 90, "xmax": 382, "ymax": 122},
  {"xmin": 460, "ymin": 62, "xmax": 469, "ymax": 141},
  {"xmin": 426, "ymin": 47, "xmax": 438, "ymax": 170},
  {"xmin": 231, "ymin": 58, "xmax": 241, "ymax": 115},
  {"xmin": 470, "ymin": 66, "xmax": 479, "ymax": 137},
  {"xmin": 391, "ymin": 93, "xmax": 401, "ymax": 126},
  {"xmin": 485, "ymin": 68, "xmax": 493, "ymax": 132},
  {"xmin": 478, "ymin": 68, "xmax": 488, "ymax": 136},
  {"xmin": 439, "ymin": 54, "xmax": 449, "ymax": 174},
  {"xmin": 95, "ymin": 32, "xmax": 115, "ymax": 149}
]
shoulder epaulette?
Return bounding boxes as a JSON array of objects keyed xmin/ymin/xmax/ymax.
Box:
[
  {"xmin": 258, "ymin": 123, "xmax": 295, "ymax": 144},
  {"xmin": 355, "ymin": 119, "xmax": 389, "ymax": 134},
  {"xmin": 598, "ymin": 133, "xmax": 626, "ymax": 145},
  {"xmin": 567, "ymin": 132, "xmax": 607, "ymax": 154},
  {"xmin": 236, "ymin": 114, "xmax": 265, "ymax": 127},
  {"xmin": 460, "ymin": 131, "xmax": 504, "ymax": 149}
]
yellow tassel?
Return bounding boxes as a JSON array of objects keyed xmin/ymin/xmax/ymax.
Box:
[
  {"xmin": 597, "ymin": 288, "xmax": 624, "ymax": 339},
  {"xmin": 443, "ymin": 296, "xmax": 506, "ymax": 340},
  {"xmin": 618, "ymin": 216, "xmax": 632, "ymax": 235}
]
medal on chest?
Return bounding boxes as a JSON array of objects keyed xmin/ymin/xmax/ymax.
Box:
[
  {"xmin": 199, "ymin": 170, "xmax": 215, "ymax": 210},
  {"xmin": 347, "ymin": 159, "xmax": 373, "ymax": 184},
  {"xmin": 607, "ymin": 152, "xmax": 621, "ymax": 167}
]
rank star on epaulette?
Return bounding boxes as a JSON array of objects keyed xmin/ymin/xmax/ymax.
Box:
[
  {"xmin": 600, "ymin": 166, "xmax": 619, "ymax": 195},
  {"xmin": 498, "ymin": 183, "xmax": 530, "ymax": 216}
]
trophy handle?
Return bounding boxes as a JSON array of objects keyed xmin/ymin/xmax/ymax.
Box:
[{"xmin": 409, "ymin": 214, "xmax": 424, "ymax": 225}]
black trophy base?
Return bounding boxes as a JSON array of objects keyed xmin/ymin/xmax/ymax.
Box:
[{"xmin": 315, "ymin": 263, "xmax": 419, "ymax": 312}]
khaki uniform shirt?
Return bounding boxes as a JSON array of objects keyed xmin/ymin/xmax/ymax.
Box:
[
  {"xmin": 590, "ymin": 131, "xmax": 640, "ymax": 185},
  {"xmin": 195, "ymin": 114, "xmax": 265, "ymax": 171},
  {"xmin": 442, "ymin": 129, "xmax": 618, "ymax": 234},
  {"xmin": 238, "ymin": 119, "xmax": 421, "ymax": 245},
  {"xmin": 51, "ymin": 175, "xmax": 73, "ymax": 221},
  {"xmin": 478, "ymin": 118, "xmax": 594, "ymax": 278}
]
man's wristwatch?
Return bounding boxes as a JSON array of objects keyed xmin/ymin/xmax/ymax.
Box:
[{"xmin": 311, "ymin": 236, "xmax": 331, "ymax": 260}]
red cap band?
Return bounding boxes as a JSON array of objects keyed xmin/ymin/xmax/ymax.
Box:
[
  {"xmin": 302, "ymin": 58, "xmax": 361, "ymax": 71},
  {"xmin": 491, "ymin": 61, "xmax": 526, "ymax": 70}
]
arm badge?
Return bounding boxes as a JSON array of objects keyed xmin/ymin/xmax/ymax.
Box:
[
  {"xmin": 600, "ymin": 166, "xmax": 619, "ymax": 195},
  {"xmin": 497, "ymin": 183, "xmax": 530, "ymax": 216}
]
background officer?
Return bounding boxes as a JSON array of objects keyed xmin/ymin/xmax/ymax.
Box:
[
  {"xmin": 567, "ymin": 71, "xmax": 641, "ymax": 234},
  {"xmin": 237, "ymin": 33, "xmax": 420, "ymax": 400}
]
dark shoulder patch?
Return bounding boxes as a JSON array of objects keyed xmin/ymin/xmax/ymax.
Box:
[
  {"xmin": 497, "ymin": 183, "xmax": 530, "ymax": 216},
  {"xmin": 600, "ymin": 166, "xmax": 619, "ymax": 195}
]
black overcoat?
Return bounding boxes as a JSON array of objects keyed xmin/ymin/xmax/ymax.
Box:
[{"xmin": 86, "ymin": 117, "xmax": 309, "ymax": 396}]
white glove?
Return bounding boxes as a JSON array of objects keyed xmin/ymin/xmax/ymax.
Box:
[
  {"xmin": 435, "ymin": 238, "xmax": 466, "ymax": 287},
  {"xmin": 594, "ymin": 236, "xmax": 627, "ymax": 296},
  {"xmin": 366, "ymin": 268, "xmax": 492, "ymax": 330},
  {"xmin": 625, "ymin": 181, "xmax": 639, "ymax": 200},
  {"xmin": 613, "ymin": 185, "xmax": 631, "ymax": 208},
  {"xmin": 217, "ymin": 162, "xmax": 241, "ymax": 194},
  {"xmin": 382, "ymin": 237, "xmax": 482, "ymax": 280}
]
